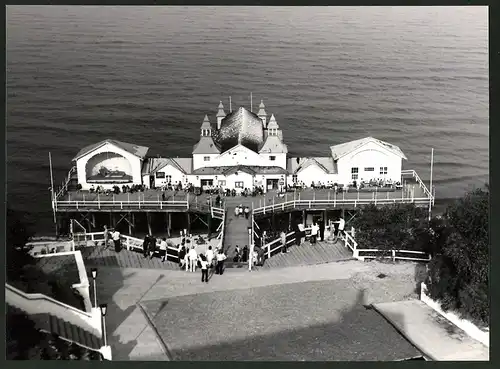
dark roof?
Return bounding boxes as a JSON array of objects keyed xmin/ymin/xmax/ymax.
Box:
[
  {"xmin": 73, "ymin": 139, "xmax": 149, "ymax": 161},
  {"xmin": 215, "ymin": 107, "xmax": 264, "ymax": 153},
  {"xmin": 192, "ymin": 165, "xmax": 288, "ymax": 176},
  {"xmin": 7, "ymin": 303, "xmax": 103, "ymax": 351}
]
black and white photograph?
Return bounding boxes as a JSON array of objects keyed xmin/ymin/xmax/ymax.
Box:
[{"xmin": 6, "ymin": 5, "xmax": 489, "ymax": 361}]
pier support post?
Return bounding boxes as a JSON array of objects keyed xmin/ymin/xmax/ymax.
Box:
[
  {"xmin": 208, "ymin": 214, "xmax": 212, "ymax": 239},
  {"xmin": 167, "ymin": 212, "xmax": 171, "ymax": 237},
  {"xmin": 288, "ymin": 212, "xmax": 292, "ymax": 231},
  {"xmin": 128, "ymin": 212, "xmax": 132, "ymax": 235},
  {"xmin": 187, "ymin": 212, "xmax": 191, "ymax": 235},
  {"xmin": 146, "ymin": 213, "xmax": 152, "ymax": 235},
  {"xmin": 272, "ymin": 213, "xmax": 276, "ymax": 230},
  {"xmin": 302, "ymin": 210, "xmax": 306, "ymax": 227}
]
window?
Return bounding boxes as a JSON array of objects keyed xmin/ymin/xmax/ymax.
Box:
[
  {"xmin": 218, "ymin": 180, "xmax": 226, "ymax": 186},
  {"xmin": 269, "ymin": 155, "xmax": 276, "ymax": 161},
  {"xmin": 364, "ymin": 167, "xmax": 374, "ymax": 172},
  {"xmin": 235, "ymin": 181, "xmax": 244, "ymax": 188},
  {"xmin": 292, "ymin": 174, "xmax": 298, "ymax": 182},
  {"xmin": 166, "ymin": 175, "xmax": 172, "ymax": 183},
  {"xmin": 204, "ymin": 156, "xmax": 210, "ymax": 161},
  {"xmin": 156, "ymin": 172, "xmax": 165, "ymax": 178},
  {"xmin": 351, "ymin": 167, "xmax": 359, "ymax": 180},
  {"xmin": 380, "ymin": 167, "xmax": 388, "ymax": 175}
]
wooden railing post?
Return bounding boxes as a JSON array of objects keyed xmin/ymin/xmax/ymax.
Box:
[{"xmin": 392, "ymin": 249, "xmax": 396, "ymax": 262}]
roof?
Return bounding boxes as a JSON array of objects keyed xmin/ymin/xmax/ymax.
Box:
[
  {"xmin": 257, "ymin": 100, "xmax": 267, "ymax": 117},
  {"xmin": 216, "ymin": 107, "xmax": 265, "ymax": 153},
  {"xmin": 192, "ymin": 165, "xmax": 288, "ymax": 176},
  {"xmin": 266, "ymin": 114, "xmax": 279, "ymax": 129},
  {"xmin": 259, "ymin": 135, "xmax": 288, "ymax": 154},
  {"xmin": 142, "ymin": 157, "xmax": 193, "ymax": 175},
  {"xmin": 200, "ymin": 115, "xmax": 212, "ymax": 130},
  {"xmin": 192, "ymin": 137, "xmax": 221, "ymax": 155},
  {"xmin": 287, "ymin": 157, "xmax": 337, "ymax": 174},
  {"xmin": 73, "ymin": 139, "xmax": 149, "ymax": 161},
  {"xmin": 216, "ymin": 101, "xmax": 226, "ymax": 117},
  {"xmin": 372, "ymin": 300, "xmax": 489, "ymax": 361},
  {"xmin": 329, "ymin": 137, "xmax": 407, "ymax": 161}
]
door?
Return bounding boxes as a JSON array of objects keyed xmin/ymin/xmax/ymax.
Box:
[
  {"xmin": 266, "ymin": 179, "xmax": 279, "ymax": 190},
  {"xmin": 200, "ymin": 179, "xmax": 214, "ymax": 187},
  {"xmin": 149, "ymin": 175, "xmax": 155, "ymax": 189}
]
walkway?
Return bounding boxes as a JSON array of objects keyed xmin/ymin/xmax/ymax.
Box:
[{"xmin": 222, "ymin": 197, "xmax": 253, "ymax": 258}]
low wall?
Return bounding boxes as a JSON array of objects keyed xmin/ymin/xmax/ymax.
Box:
[{"xmin": 420, "ymin": 283, "xmax": 489, "ymax": 348}]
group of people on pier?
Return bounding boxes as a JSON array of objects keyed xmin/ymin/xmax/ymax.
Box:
[
  {"xmin": 177, "ymin": 243, "xmax": 228, "ymax": 282},
  {"xmin": 233, "ymin": 204, "xmax": 251, "ymax": 219}
]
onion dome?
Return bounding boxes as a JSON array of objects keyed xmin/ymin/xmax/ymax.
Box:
[{"xmin": 215, "ymin": 107, "xmax": 265, "ymax": 152}]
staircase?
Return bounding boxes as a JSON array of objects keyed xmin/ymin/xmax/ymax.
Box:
[{"xmin": 222, "ymin": 198, "xmax": 253, "ymax": 264}]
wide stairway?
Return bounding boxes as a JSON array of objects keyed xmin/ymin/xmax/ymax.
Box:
[{"xmin": 222, "ymin": 197, "xmax": 253, "ymax": 265}]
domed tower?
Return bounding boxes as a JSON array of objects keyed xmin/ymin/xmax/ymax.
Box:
[
  {"xmin": 259, "ymin": 113, "xmax": 288, "ymax": 170},
  {"xmin": 215, "ymin": 106, "xmax": 264, "ymax": 153},
  {"xmin": 192, "ymin": 115, "xmax": 221, "ymax": 170},
  {"xmin": 216, "ymin": 101, "xmax": 226, "ymax": 130},
  {"xmin": 257, "ymin": 100, "xmax": 267, "ymax": 128}
]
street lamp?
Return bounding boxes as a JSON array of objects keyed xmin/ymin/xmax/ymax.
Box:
[
  {"xmin": 91, "ymin": 268, "xmax": 98, "ymax": 308},
  {"xmin": 247, "ymin": 226, "xmax": 252, "ymax": 271},
  {"xmin": 99, "ymin": 303, "xmax": 108, "ymax": 347}
]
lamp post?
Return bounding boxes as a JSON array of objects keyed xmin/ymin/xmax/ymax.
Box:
[
  {"xmin": 248, "ymin": 226, "xmax": 253, "ymax": 271},
  {"xmin": 91, "ymin": 268, "xmax": 98, "ymax": 308},
  {"xmin": 99, "ymin": 303, "xmax": 108, "ymax": 347}
]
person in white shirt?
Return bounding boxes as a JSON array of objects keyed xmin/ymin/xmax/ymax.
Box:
[
  {"xmin": 188, "ymin": 246, "xmax": 198, "ymax": 272},
  {"xmin": 159, "ymin": 237, "xmax": 168, "ymax": 262},
  {"xmin": 215, "ymin": 249, "xmax": 227, "ymax": 275},
  {"xmin": 112, "ymin": 230, "xmax": 121, "ymax": 252},
  {"xmin": 205, "ymin": 246, "xmax": 214, "ymax": 268},
  {"xmin": 234, "ymin": 206, "xmax": 239, "ymax": 217},
  {"xmin": 310, "ymin": 223, "xmax": 318, "ymax": 244},
  {"xmin": 336, "ymin": 217, "xmax": 346, "ymax": 241},
  {"xmin": 199, "ymin": 254, "xmax": 209, "ymax": 283}
]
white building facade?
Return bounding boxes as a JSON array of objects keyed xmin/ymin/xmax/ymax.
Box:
[{"xmin": 72, "ymin": 99, "xmax": 408, "ymax": 193}]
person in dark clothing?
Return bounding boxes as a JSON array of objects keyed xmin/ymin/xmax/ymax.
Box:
[
  {"xmin": 142, "ymin": 235, "xmax": 150, "ymax": 258},
  {"xmin": 178, "ymin": 245, "xmax": 186, "ymax": 269},
  {"xmin": 199, "ymin": 254, "xmax": 209, "ymax": 283},
  {"xmin": 319, "ymin": 220, "xmax": 325, "ymax": 242},
  {"xmin": 161, "ymin": 193, "xmax": 166, "ymax": 202},
  {"xmin": 242, "ymin": 245, "xmax": 249, "ymax": 262},
  {"xmin": 295, "ymin": 226, "xmax": 301, "ymax": 246},
  {"xmin": 149, "ymin": 236, "xmax": 157, "ymax": 259},
  {"xmin": 215, "ymin": 194, "xmax": 221, "ymax": 206},
  {"xmin": 215, "ymin": 249, "xmax": 227, "ymax": 275}
]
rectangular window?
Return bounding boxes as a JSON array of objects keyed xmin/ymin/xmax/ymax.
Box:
[
  {"xmin": 235, "ymin": 181, "xmax": 244, "ymax": 188},
  {"xmin": 204, "ymin": 156, "xmax": 210, "ymax": 161},
  {"xmin": 380, "ymin": 167, "xmax": 388, "ymax": 175},
  {"xmin": 351, "ymin": 167, "xmax": 359, "ymax": 180},
  {"xmin": 156, "ymin": 172, "xmax": 165, "ymax": 178},
  {"xmin": 166, "ymin": 175, "xmax": 172, "ymax": 183},
  {"xmin": 364, "ymin": 167, "xmax": 374, "ymax": 172},
  {"xmin": 292, "ymin": 174, "xmax": 298, "ymax": 182},
  {"xmin": 218, "ymin": 180, "xmax": 226, "ymax": 186},
  {"xmin": 269, "ymin": 155, "xmax": 276, "ymax": 161}
]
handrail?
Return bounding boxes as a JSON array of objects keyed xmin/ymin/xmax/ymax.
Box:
[
  {"xmin": 217, "ymin": 206, "xmax": 226, "ymax": 250},
  {"xmin": 253, "ymin": 197, "xmax": 432, "ymax": 215},
  {"xmin": 55, "ymin": 166, "xmax": 77, "ymax": 200},
  {"xmin": 401, "ymin": 169, "xmax": 433, "ymax": 200}
]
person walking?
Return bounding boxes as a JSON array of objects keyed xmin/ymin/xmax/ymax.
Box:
[
  {"xmin": 178, "ymin": 244, "xmax": 186, "ymax": 268},
  {"xmin": 188, "ymin": 246, "xmax": 198, "ymax": 272},
  {"xmin": 239, "ymin": 204, "xmax": 243, "ymax": 217},
  {"xmin": 112, "ymin": 229, "xmax": 121, "ymax": 252},
  {"xmin": 159, "ymin": 237, "xmax": 168, "ymax": 262},
  {"xmin": 149, "ymin": 235, "xmax": 157, "ymax": 259},
  {"xmin": 142, "ymin": 235, "xmax": 150, "ymax": 258},
  {"xmin": 215, "ymin": 249, "xmax": 227, "ymax": 275},
  {"xmin": 206, "ymin": 246, "xmax": 214, "ymax": 269},
  {"xmin": 234, "ymin": 206, "xmax": 239, "ymax": 217},
  {"xmin": 199, "ymin": 254, "xmax": 209, "ymax": 283},
  {"xmin": 336, "ymin": 217, "xmax": 346, "ymax": 242},
  {"xmin": 310, "ymin": 222, "xmax": 318, "ymax": 244},
  {"xmin": 244, "ymin": 206, "xmax": 250, "ymax": 219},
  {"xmin": 280, "ymin": 230, "xmax": 288, "ymax": 253},
  {"xmin": 242, "ymin": 245, "xmax": 249, "ymax": 262},
  {"xmin": 103, "ymin": 225, "xmax": 110, "ymax": 248},
  {"xmin": 234, "ymin": 245, "xmax": 241, "ymax": 262}
]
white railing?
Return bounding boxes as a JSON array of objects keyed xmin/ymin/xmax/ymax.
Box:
[
  {"xmin": 211, "ymin": 206, "xmax": 225, "ymax": 220},
  {"xmin": 253, "ymin": 197, "xmax": 432, "ymax": 215},
  {"xmin": 217, "ymin": 210, "xmax": 226, "ymax": 251},
  {"xmin": 55, "ymin": 166, "xmax": 77, "ymax": 200},
  {"xmin": 56, "ymin": 199, "xmax": 189, "ymax": 210},
  {"xmin": 402, "ymin": 169, "xmax": 433, "ymax": 201},
  {"xmin": 261, "ymin": 228, "xmax": 312, "ymax": 259},
  {"xmin": 71, "ymin": 231, "xmax": 180, "ymax": 261},
  {"xmin": 341, "ymin": 231, "xmax": 359, "ymax": 258}
]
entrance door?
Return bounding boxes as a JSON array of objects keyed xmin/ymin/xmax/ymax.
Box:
[
  {"xmin": 149, "ymin": 175, "xmax": 155, "ymax": 189},
  {"xmin": 266, "ymin": 179, "xmax": 279, "ymax": 190}
]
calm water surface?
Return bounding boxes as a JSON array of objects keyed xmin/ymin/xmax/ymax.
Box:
[{"xmin": 6, "ymin": 6, "xmax": 489, "ymax": 234}]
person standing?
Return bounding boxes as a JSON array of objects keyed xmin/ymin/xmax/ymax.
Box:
[
  {"xmin": 142, "ymin": 235, "xmax": 150, "ymax": 258},
  {"xmin": 103, "ymin": 225, "xmax": 110, "ymax": 248},
  {"xmin": 244, "ymin": 206, "xmax": 250, "ymax": 219},
  {"xmin": 336, "ymin": 217, "xmax": 346, "ymax": 242},
  {"xmin": 112, "ymin": 229, "xmax": 121, "ymax": 252},
  {"xmin": 234, "ymin": 245, "xmax": 241, "ymax": 262},
  {"xmin": 149, "ymin": 235, "xmax": 157, "ymax": 259},
  {"xmin": 280, "ymin": 231, "xmax": 287, "ymax": 253},
  {"xmin": 242, "ymin": 245, "xmax": 249, "ymax": 262},
  {"xmin": 206, "ymin": 246, "xmax": 214, "ymax": 268},
  {"xmin": 178, "ymin": 244, "xmax": 185, "ymax": 268},
  {"xmin": 298, "ymin": 223, "xmax": 305, "ymax": 245},
  {"xmin": 215, "ymin": 249, "xmax": 227, "ymax": 275},
  {"xmin": 234, "ymin": 206, "xmax": 239, "ymax": 217},
  {"xmin": 310, "ymin": 222, "xmax": 318, "ymax": 244},
  {"xmin": 199, "ymin": 254, "xmax": 209, "ymax": 283},
  {"xmin": 239, "ymin": 204, "xmax": 243, "ymax": 217},
  {"xmin": 159, "ymin": 237, "xmax": 168, "ymax": 262},
  {"xmin": 188, "ymin": 246, "xmax": 198, "ymax": 272}
]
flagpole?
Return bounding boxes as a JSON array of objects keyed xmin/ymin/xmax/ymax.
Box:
[
  {"xmin": 49, "ymin": 152, "xmax": 57, "ymax": 226},
  {"xmin": 428, "ymin": 148, "xmax": 434, "ymax": 221},
  {"xmin": 250, "ymin": 92, "xmax": 253, "ymax": 113},
  {"xmin": 229, "ymin": 96, "xmax": 232, "ymax": 113}
]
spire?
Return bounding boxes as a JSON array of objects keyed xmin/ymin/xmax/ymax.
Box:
[
  {"xmin": 200, "ymin": 115, "xmax": 212, "ymax": 136},
  {"xmin": 267, "ymin": 114, "xmax": 278, "ymax": 129},
  {"xmin": 257, "ymin": 100, "xmax": 267, "ymax": 128},
  {"xmin": 216, "ymin": 101, "xmax": 226, "ymax": 117}
]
